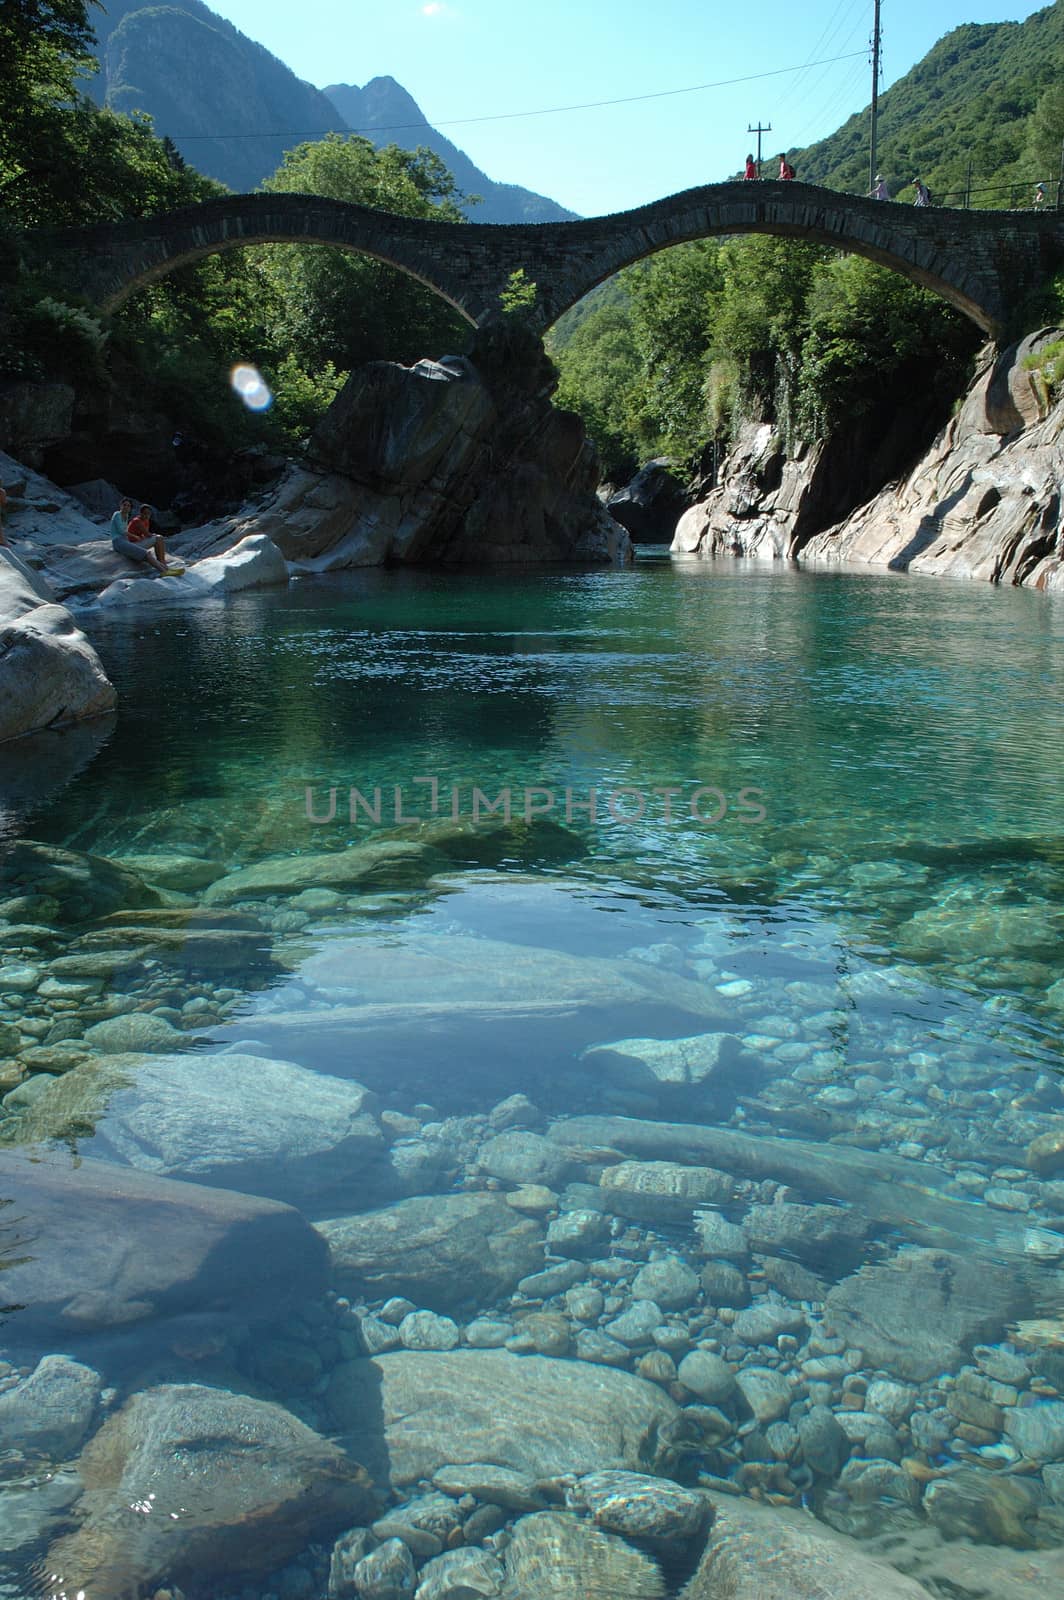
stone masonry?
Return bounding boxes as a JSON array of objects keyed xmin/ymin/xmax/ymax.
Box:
[{"xmin": 35, "ymin": 181, "xmax": 1064, "ymax": 337}]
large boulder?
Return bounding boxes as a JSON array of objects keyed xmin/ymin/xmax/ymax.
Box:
[
  {"xmin": 0, "ymin": 548, "xmax": 116, "ymax": 743},
  {"xmin": 202, "ymin": 346, "xmax": 630, "ymax": 571},
  {"xmin": 17, "ymin": 1052, "xmax": 388, "ymax": 1210},
  {"xmin": 606, "ymin": 458, "xmax": 690, "ymax": 543},
  {"xmin": 93, "ymin": 532, "xmax": 289, "ymax": 609},
  {"xmin": 44, "ymin": 1384, "xmax": 374, "ymax": 1596},
  {"xmin": 0, "ymin": 838, "xmax": 161, "ymax": 921},
  {"xmin": 318, "ymin": 1192, "xmax": 544, "ymax": 1314},
  {"xmin": 0, "ymin": 1145, "xmax": 329, "ymax": 1339},
  {"xmin": 327, "ymin": 1350, "xmax": 680, "ymax": 1487},
  {"xmin": 681, "ymin": 1496, "xmax": 934, "ymax": 1599}
]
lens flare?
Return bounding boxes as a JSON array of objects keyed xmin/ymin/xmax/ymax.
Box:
[{"xmin": 230, "ymin": 363, "xmax": 272, "ymax": 412}]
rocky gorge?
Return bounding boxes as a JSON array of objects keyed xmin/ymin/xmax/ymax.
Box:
[{"xmin": 673, "ymin": 330, "xmax": 1064, "ymax": 590}]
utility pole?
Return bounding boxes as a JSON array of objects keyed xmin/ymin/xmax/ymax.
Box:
[
  {"xmin": 868, "ymin": 0, "xmax": 882, "ymax": 194},
  {"xmin": 747, "ymin": 122, "xmax": 772, "ymax": 178}
]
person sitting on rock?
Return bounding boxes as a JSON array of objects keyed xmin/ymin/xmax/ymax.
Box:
[{"xmin": 111, "ymin": 498, "xmax": 168, "ymax": 574}]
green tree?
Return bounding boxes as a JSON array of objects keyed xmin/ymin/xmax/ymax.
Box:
[{"xmin": 253, "ymin": 133, "xmax": 470, "ymax": 370}]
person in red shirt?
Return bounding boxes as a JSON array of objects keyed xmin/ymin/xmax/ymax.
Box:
[
  {"xmin": 744, "ymin": 154, "xmax": 758, "ymax": 180},
  {"xmin": 123, "ymin": 503, "xmax": 171, "ymax": 574},
  {"xmin": 778, "ymin": 155, "xmax": 795, "ymax": 181}
]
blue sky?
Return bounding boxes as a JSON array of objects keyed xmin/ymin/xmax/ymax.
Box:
[{"xmin": 205, "ymin": 0, "xmax": 1047, "ymax": 214}]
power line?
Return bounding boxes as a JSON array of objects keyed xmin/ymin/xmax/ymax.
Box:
[{"xmin": 164, "ymin": 50, "xmax": 869, "ymax": 142}]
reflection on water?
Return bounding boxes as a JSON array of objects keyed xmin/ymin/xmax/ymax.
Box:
[{"xmin": 0, "ymin": 560, "xmax": 1063, "ymax": 1599}]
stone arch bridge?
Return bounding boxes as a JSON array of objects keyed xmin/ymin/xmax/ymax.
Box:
[{"xmin": 37, "ymin": 181, "xmax": 1064, "ymax": 338}]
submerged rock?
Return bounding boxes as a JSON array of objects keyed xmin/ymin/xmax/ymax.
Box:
[
  {"xmin": 503, "ymin": 1509, "xmax": 664, "ymax": 1600},
  {"xmin": 327, "ymin": 1350, "xmax": 680, "ymax": 1486},
  {"xmin": 0, "ymin": 1354, "xmax": 101, "ymax": 1462},
  {"xmin": 44, "ymin": 1384, "xmax": 373, "ymax": 1596},
  {"xmin": 319, "ymin": 1192, "xmax": 544, "ymax": 1315},
  {"xmin": 0, "ymin": 1145, "xmax": 328, "ymax": 1338},
  {"xmin": 568, "ymin": 1470, "xmax": 711, "ymax": 1544},
  {"xmin": 17, "ymin": 1051, "xmax": 388, "ymax": 1209},
  {"xmin": 204, "ymin": 839, "xmax": 446, "ymax": 904},
  {"xmin": 681, "ymin": 1495, "xmax": 935, "ymax": 1598},
  {"xmin": 0, "ymin": 839, "xmax": 160, "ymax": 923},
  {"xmin": 599, "ymin": 1159, "xmax": 736, "ymax": 1223},
  {"xmin": 824, "ymin": 1247, "xmax": 1028, "ymax": 1382}
]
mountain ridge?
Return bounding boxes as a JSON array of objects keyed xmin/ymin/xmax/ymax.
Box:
[{"xmin": 84, "ymin": 0, "xmax": 577, "ymax": 221}]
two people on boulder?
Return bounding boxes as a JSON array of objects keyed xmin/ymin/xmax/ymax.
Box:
[{"xmin": 110, "ymin": 497, "xmax": 176, "ymax": 575}]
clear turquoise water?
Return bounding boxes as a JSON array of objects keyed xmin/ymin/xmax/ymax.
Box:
[{"xmin": 3, "ymin": 557, "xmax": 1064, "ymax": 1596}]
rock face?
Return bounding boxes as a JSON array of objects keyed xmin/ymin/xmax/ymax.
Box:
[
  {"xmin": 44, "ymin": 1384, "xmax": 374, "ymax": 1596},
  {"xmin": 0, "ymin": 1145, "xmax": 328, "ymax": 1339},
  {"xmin": 675, "ymin": 333, "xmax": 1064, "ymax": 590},
  {"xmin": 682, "ymin": 1496, "xmax": 934, "ymax": 1599},
  {"xmin": 318, "ymin": 1192, "xmax": 544, "ymax": 1314},
  {"xmin": 327, "ymin": 1350, "xmax": 680, "ymax": 1486},
  {"xmin": 0, "ymin": 547, "xmax": 116, "ymax": 742},
  {"xmin": 212, "ymin": 323, "xmax": 630, "ymax": 571}
]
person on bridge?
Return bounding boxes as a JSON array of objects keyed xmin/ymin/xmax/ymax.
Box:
[
  {"xmin": 1035, "ymin": 182, "xmax": 1047, "ymax": 206},
  {"xmin": 778, "ymin": 155, "xmax": 795, "ymax": 181},
  {"xmin": 111, "ymin": 498, "xmax": 169, "ymax": 574},
  {"xmin": 744, "ymin": 153, "xmax": 758, "ymax": 180},
  {"xmin": 912, "ymin": 178, "xmax": 931, "ymax": 206},
  {"xmin": 870, "ymin": 174, "xmax": 890, "ymax": 200}
]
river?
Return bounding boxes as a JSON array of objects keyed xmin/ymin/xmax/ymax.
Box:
[{"xmin": 1, "ymin": 555, "xmax": 1063, "ymax": 1598}]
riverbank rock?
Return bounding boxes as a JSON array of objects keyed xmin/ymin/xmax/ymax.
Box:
[
  {"xmin": 824, "ymin": 1247, "xmax": 1028, "ymax": 1382},
  {"xmin": 16, "ymin": 1051, "xmax": 388, "ymax": 1209},
  {"xmin": 318, "ymin": 1192, "xmax": 544, "ymax": 1314},
  {"xmin": 681, "ymin": 1496, "xmax": 935, "ymax": 1598},
  {"xmin": 801, "ymin": 332, "xmax": 1064, "ymax": 588},
  {"xmin": 92, "ymin": 532, "xmax": 289, "ymax": 610},
  {"xmin": 326, "ymin": 1350, "xmax": 680, "ymax": 1486},
  {"xmin": 44, "ymin": 1384, "xmax": 373, "ymax": 1596},
  {"xmin": 0, "ymin": 549, "xmax": 116, "ymax": 743},
  {"xmin": 606, "ymin": 459, "xmax": 690, "ymax": 544},
  {"xmin": 0, "ymin": 1145, "xmax": 328, "ymax": 1340}
]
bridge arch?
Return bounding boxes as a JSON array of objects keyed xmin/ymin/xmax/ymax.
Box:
[{"xmin": 40, "ymin": 181, "xmax": 1064, "ymax": 340}]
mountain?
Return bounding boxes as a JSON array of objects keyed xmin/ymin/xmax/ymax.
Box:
[
  {"xmin": 788, "ymin": 2, "xmax": 1064, "ymax": 207},
  {"xmin": 324, "ymin": 78, "xmax": 577, "ymax": 223},
  {"xmin": 84, "ymin": 0, "xmax": 576, "ymax": 220}
]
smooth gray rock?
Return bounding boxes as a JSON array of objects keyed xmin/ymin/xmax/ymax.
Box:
[
  {"xmin": 825, "ymin": 1247, "xmax": 1028, "ymax": 1382},
  {"xmin": 0, "ymin": 1355, "xmax": 100, "ymax": 1460},
  {"xmin": 599, "ymin": 1159, "xmax": 736, "ymax": 1222},
  {"xmin": 546, "ymin": 1207, "xmax": 611, "ymax": 1256},
  {"xmin": 735, "ymin": 1366, "xmax": 793, "ymax": 1424},
  {"xmin": 504, "ymin": 1509, "xmax": 664, "ymax": 1600},
  {"xmin": 604, "ymin": 1300, "xmax": 663, "ymax": 1346},
  {"xmin": 1004, "ymin": 1400, "xmax": 1064, "ymax": 1464},
  {"xmin": 569, "ymin": 1470, "xmax": 711, "ymax": 1543},
  {"xmin": 479, "ymin": 1130, "xmax": 572, "ymax": 1187},
  {"xmin": 0, "ymin": 1146, "xmax": 328, "ymax": 1337},
  {"xmin": 327, "ymin": 1350, "xmax": 680, "ymax": 1486},
  {"xmin": 631, "ymin": 1255, "xmax": 700, "ymax": 1310},
  {"xmin": 81, "ymin": 1012, "xmax": 186, "ymax": 1053},
  {"xmin": 320, "ymin": 1193, "xmax": 544, "ymax": 1316},
  {"xmin": 432, "ymin": 1463, "xmax": 545, "ymax": 1512},
  {"xmin": 694, "ymin": 1212, "xmax": 750, "ymax": 1261},
  {"xmin": 731, "ymin": 1296, "xmax": 807, "ymax": 1346},
  {"xmin": 0, "ymin": 548, "xmax": 116, "ymax": 743},
  {"xmin": 45, "ymin": 1384, "xmax": 373, "ymax": 1596},
  {"xmin": 352, "ymin": 1537, "xmax": 416, "ymax": 1600},
  {"xmin": 798, "ymin": 1405, "xmax": 849, "ymax": 1478},
  {"xmin": 204, "ymin": 840, "xmax": 444, "ymax": 904},
  {"xmin": 677, "ymin": 1350, "xmax": 736, "ymax": 1405},
  {"xmin": 19, "ymin": 1051, "xmax": 386, "ymax": 1208},
  {"xmin": 415, "ymin": 1546, "xmax": 504, "ymax": 1600},
  {"xmin": 743, "ymin": 1201, "xmax": 868, "ymax": 1271},
  {"xmin": 399, "ymin": 1311, "xmax": 460, "ymax": 1352}
]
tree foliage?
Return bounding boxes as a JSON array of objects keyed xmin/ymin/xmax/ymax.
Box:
[{"xmin": 252, "ymin": 133, "xmax": 469, "ymax": 371}]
